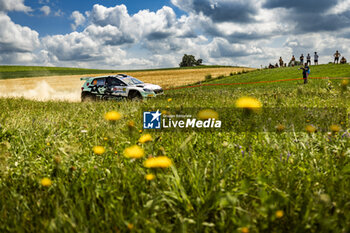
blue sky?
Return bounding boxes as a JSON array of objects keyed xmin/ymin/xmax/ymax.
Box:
[
  {"xmin": 9, "ymin": 0, "xmax": 184, "ymax": 36},
  {"xmin": 1, "ymin": 0, "xmax": 350, "ymax": 69}
]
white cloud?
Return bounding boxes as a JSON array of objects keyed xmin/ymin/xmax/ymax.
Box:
[
  {"xmin": 70, "ymin": 11, "xmax": 86, "ymax": 30},
  {"xmin": 327, "ymin": 0, "xmax": 350, "ymax": 14},
  {"xmin": 0, "ymin": 13, "xmax": 40, "ymax": 64},
  {"xmin": 1, "ymin": 2, "xmax": 350, "ymax": 69},
  {"xmin": 0, "ymin": 0, "xmax": 31, "ymax": 12},
  {"xmin": 0, "ymin": 13, "xmax": 39, "ymax": 53},
  {"xmin": 38, "ymin": 0, "xmax": 50, "ymax": 4},
  {"xmin": 54, "ymin": 9, "xmax": 63, "ymax": 17},
  {"xmin": 40, "ymin": 5, "xmax": 50, "ymax": 16}
]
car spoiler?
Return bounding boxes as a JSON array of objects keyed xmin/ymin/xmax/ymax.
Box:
[{"xmin": 80, "ymin": 77, "xmax": 93, "ymax": 81}]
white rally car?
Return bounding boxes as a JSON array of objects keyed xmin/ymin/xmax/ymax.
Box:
[{"xmin": 80, "ymin": 74, "xmax": 163, "ymax": 101}]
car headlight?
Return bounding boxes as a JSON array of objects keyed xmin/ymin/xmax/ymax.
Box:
[{"xmin": 143, "ymin": 89, "xmax": 153, "ymax": 93}]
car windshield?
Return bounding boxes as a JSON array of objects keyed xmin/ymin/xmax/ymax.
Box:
[{"xmin": 122, "ymin": 77, "xmax": 144, "ymax": 85}]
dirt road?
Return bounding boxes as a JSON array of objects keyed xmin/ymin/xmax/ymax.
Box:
[{"xmin": 0, "ymin": 67, "xmax": 251, "ymax": 102}]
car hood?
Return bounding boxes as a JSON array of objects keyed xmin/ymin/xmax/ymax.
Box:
[{"xmin": 135, "ymin": 83, "xmax": 162, "ymax": 90}]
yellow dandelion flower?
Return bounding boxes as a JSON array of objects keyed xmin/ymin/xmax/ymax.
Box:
[
  {"xmin": 276, "ymin": 124, "xmax": 285, "ymax": 132},
  {"xmin": 145, "ymin": 173, "xmax": 155, "ymax": 180},
  {"xmin": 161, "ymin": 110, "xmax": 167, "ymax": 115},
  {"xmin": 341, "ymin": 79, "xmax": 349, "ymax": 86},
  {"xmin": 123, "ymin": 145, "xmax": 145, "ymax": 159},
  {"xmin": 47, "ymin": 142, "xmax": 50, "ymax": 146},
  {"xmin": 197, "ymin": 109, "xmax": 219, "ymax": 120},
  {"xmin": 235, "ymin": 97, "xmax": 262, "ymax": 112},
  {"xmin": 144, "ymin": 156, "xmax": 172, "ymax": 168},
  {"xmin": 241, "ymin": 227, "xmax": 249, "ymax": 233},
  {"xmin": 103, "ymin": 137, "xmax": 108, "ymax": 141},
  {"xmin": 114, "ymin": 151, "xmax": 118, "ymax": 155},
  {"xmin": 305, "ymin": 125, "xmax": 317, "ymax": 133},
  {"xmin": 139, "ymin": 130, "xmax": 143, "ymax": 133},
  {"xmin": 93, "ymin": 146, "xmax": 105, "ymax": 155},
  {"xmin": 276, "ymin": 210, "xmax": 284, "ymax": 218},
  {"xmin": 54, "ymin": 156, "xmax": 61, "ymax": 164},
  {"xmin": 127, "ymin": 223, "xmax": 134, "ymax": 230},
  {"xmin": 330, "ymin": 124, "xmax": 341, "ymax": 133},
  {"xmin": 167, "ymin": 98, "xmax": 172, "ymax": 102},
  {"xmin": 41, "ymin": 178, "xmax": 52, "ymax": 187},
  {"xmin": 127, "ymin": 120, "xmax": 135, "ymax": 128},
  {"xmin": 104, "ymin": 111, "xmax": 122, "ymax": 121},
  {"xmin": 138, "ymin": 134, "xmax": 153, "ymax": 143}
]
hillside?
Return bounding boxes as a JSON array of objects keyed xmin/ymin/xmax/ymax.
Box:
[{"xmin": 0, "ymin": 65, "xmax": 242, "ymax": 80}]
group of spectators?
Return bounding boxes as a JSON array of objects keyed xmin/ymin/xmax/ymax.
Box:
[{"xmin": 268, "ymin": 50, "xmax": 347, "ymax": 69}]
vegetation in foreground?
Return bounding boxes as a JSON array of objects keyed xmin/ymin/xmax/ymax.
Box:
[{"xmin": 0, "ymin": 64, "xmax": 350, "ymax": 232}]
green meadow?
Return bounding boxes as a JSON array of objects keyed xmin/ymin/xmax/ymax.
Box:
[{"xmin": 0, "ymin": 64, "xmax": 349, "ymax": 232}]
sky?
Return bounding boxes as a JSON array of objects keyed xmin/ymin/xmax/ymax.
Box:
[{"xmin": 1, "ymin": 0, "xmax": 350, "ymax": 69}]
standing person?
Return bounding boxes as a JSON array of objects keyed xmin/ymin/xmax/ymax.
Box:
[
  {"xmin": 306, "ymin": 53, "xmax": 311, "ymax": 66},
  {"xmin": 334, "ymin": 50, "xmax": 341, "ymax": 64},
  {"xmin": 300, "ymin": 54, "xmax": 304, "ymax": 65},
  {"xmin": 279, "ymin": 57, "xmax": 284, "ymax": 67},
  {"xmin": 314, "ymin": 52, "xmax": 319, "ymax": 65},
  {"xmin": 299, "ymin": 63, "xmax": 310, "ymax": 84},
  {"xmin": 291, "ymin": 55, "xmax": 296, "ymax": 67}
]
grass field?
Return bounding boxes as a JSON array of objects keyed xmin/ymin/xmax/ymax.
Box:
[
  {"xmin": 0, "ymin": 64, "xmax": 350, "ymax": 232},
  {"xmin": 0, "ymin": 65, "xmax": 243, "ymax": 80}
]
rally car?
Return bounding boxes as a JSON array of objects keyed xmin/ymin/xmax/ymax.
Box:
[{"xmin": 80, "ymin": 74, "xmax": 163, "ymax": 102}]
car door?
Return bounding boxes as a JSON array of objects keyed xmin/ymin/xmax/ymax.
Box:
[{"xmin": 106, "ymin": 77, "xmax": 128, "ymax": 97}]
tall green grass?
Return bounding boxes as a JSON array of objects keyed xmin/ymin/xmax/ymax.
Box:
[{"xmin": 0, "ymin": 64, "xmax": 349, "ymax": 232}]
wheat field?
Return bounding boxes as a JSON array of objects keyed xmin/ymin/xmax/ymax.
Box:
[{"xmin": 0, "ymin": 67, "xmax": 252, "ymax": 101}]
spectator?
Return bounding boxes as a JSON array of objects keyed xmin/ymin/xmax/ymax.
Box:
[
  {"xmin": 306, "ymin": 53, "xmax": 311, "ymax": 66},
  {"xmin": 279, "ymin": 57, "xmax": 284, "ymax": 67},
  {"xmin": 291, "ymin": 55, "xmax": 296, "ymax": 67},
  {"xmin": 299, "ymin": 63, "xmax": 310, "ymax": 84},
  {"xmin": 300, "ymin": 54, "xmax": 304, "ymax": 65},
  {"xmin": 314, "ymin": 52, "xmax": 319, "ymax": 65},
  {"xmin": 334, "ymin": 50, "xmax": 341, "ymax": 64},
  {"xmin": 340, "ymin": 57, "xmax": 347, "ymax": 64}
]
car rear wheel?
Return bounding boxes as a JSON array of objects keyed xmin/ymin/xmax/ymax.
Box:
[{"xmin": 81, "ymin": 92, "xmax": 96, "ymax": 102}]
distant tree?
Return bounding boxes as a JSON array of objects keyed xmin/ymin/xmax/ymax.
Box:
[
  {"xmin": 179, "ymin": 54, "xmax": 203, "ymax": 67},
  {"xmin": 196, "ymin": 59, "xmax": 203, "ymax": 66}
]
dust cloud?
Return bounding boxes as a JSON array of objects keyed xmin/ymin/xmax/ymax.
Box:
[{"xmin": 0, "ymin": 80, "xmax": 81, "ymax": 102}]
